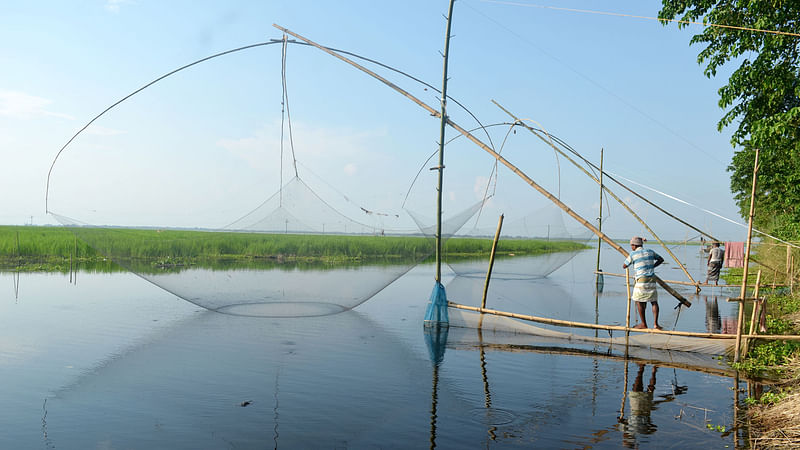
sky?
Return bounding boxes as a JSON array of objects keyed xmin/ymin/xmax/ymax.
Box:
[{"xmin": 0, "ymin": 0, "xmax": 755, "ymax": 242}]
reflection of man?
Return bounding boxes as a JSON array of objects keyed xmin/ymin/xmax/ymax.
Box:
[
  {"xmin": 704, "ymin": 295, "xmax": 722, "ymax": 334},
  {"xmin": 622, "ymin": 364, "xmax": 658, "ymax": 447},
  {"xmin": 705, "ymin": 242, "xmax": 725, "ymax": 285}
]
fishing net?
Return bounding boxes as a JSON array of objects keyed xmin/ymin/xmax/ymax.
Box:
[{"xmin": 44, "ymin": 39, "xmax": 496, "ymax": 317}]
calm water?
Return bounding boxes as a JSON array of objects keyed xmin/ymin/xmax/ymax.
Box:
[{"xmin": 1, "ymin": 245, "xmax": 755, "ymax": 448}]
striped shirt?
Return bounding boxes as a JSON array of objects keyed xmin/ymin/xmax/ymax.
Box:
[{"xmin": 624, "ymin": 248, "xmax": 661, "ymax": 280}]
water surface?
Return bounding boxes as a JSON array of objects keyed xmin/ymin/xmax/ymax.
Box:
[{"xmin": 1, "ymin": 245, "xmax": 753, "ymax": 448}]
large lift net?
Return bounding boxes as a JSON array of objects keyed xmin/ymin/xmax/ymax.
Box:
[{"xmin": 46, "ymin": 38, "xmax": 595, "ymax": 317}]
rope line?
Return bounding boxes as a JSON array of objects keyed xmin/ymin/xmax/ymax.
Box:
[
  {"xmin": 608, "ymin": 171, "xmax": 800, "ymax": 249},
  {"xmin": 480, "ymin": 0, "xmax": 800, "ymax": 37}
]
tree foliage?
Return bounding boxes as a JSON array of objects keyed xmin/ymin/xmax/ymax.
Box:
[{"xmin": 659, "ymin": 1, "xmax": 800, "ymax": 239}]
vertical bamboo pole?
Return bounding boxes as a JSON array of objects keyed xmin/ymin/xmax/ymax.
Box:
[
  {"xmin": 735, "ymin": 148, "xmax": 759, "ymax": 363},
  {"xmin": 434, "ymin": 0, "xmax": 456, "ymax": 285},
  {"xmin": 625, "ymin": 267, "xmax": 632, "ymax": 349},
  {"xmin": 743, "ymin": 270, "xmax": 762, "ymax": 356},
  {"xmin": 595, "ymin": 148, "xmax": 603, "ymax": 274},
  {"xmin": 788, "ymin": 244, "xmax": 792, "ymax": 283},
  {"xmin": 481, "ymin": 214, "xmax": 504, "ymax": 309}
]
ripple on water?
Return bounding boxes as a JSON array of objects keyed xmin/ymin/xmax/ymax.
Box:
[{"xmin": 469, "ymin": 407, "xmax": 517, "ymax": 426}]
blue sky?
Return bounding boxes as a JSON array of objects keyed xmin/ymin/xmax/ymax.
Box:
[{"xmin": 0, "ymin": 1, "xmax": 752, "ymax": 241}]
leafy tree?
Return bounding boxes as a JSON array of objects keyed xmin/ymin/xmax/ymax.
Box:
[{"xmin": 659, "ymin": 1, "xmax": 800, "ymax": 239}]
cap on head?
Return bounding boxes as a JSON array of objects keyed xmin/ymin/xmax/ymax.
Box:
[{"xmin": 630, "ymin": 236, "xmax": 644, "ymax": 247}]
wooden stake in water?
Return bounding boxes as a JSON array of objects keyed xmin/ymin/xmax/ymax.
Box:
[
  {"xmin": 743, "ymin": 270, "xmax": 762, "ymax": 356},
  {"xmin": 735, "ymin": 148, "xmax": 759, "ymax": 363},
  {"xmin": 481, "ymin": 214, "xmax": 504, "ymax": 310}
]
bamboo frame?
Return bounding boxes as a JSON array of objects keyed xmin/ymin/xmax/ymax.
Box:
[
  {"xmin": 495, "ymin": 102, "xmax": 700, "ymax": 288},
  {"xmin": 271, "ymin": 24, "xmax": 691, "ymax": 309}
]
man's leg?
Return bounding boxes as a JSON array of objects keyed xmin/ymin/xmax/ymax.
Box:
[
  {"xmin": 651, "ymin": 301, "xmax": 662, "ymax": 330},
  {"xmin": 635, "ymin": 302, "xmax": 648, "ymax": 328}
]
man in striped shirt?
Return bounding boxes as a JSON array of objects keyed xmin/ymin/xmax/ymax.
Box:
[{"xmin": 623, "ymin": 236, "xmax": 665, "ymax": 330}]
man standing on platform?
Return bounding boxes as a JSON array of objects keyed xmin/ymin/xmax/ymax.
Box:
[
  {"xmin": 623, "ymin": 236, "xmax": 665, "ymax": 330},
  {"xmin": 705, "ymin": 242, "xmax": 725, "ymax": 285}
]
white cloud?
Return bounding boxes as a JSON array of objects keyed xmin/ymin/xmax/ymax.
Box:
[
  {"xmin": 343, "ymin": 163, "xmax": 357, "ymax": 176},
  {"xmin": 0, "ymin": 90, "xmax": 73, "ymax": 120},
  {"xmin": 104, "ymin": 0, "xmax": 135, "ymax": 13}
]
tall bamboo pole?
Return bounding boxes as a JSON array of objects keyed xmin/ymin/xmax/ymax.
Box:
[
  {"xmin": 272, "ymin": 24, "xmax": 691, "ymax": 308},
  {"xmin": 596, "ymin": 148, "xmax": 603, "ymax": 274},
  {"xmin": 481, "ymin": 214, "xmax": 504, "ymax": 309},
  {"xmin": 435, "ymin": 0, "xmax": 456, "ymax": 284},
  {"xmin": 735, "ymin": 148, "xmax": 759, "ymax": 363},
  {"xmin": 495, "ymin": 102, "xmax": 699, "ymax": 287}
]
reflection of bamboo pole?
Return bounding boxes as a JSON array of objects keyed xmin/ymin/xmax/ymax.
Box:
[
  {"xmin": 625, "ymin": 267, "xmax": 632, "ymax": 349},
  {"xmin": 735, "ymin": 148, "xmax": 759, "ymax": 363},
  {"xmin": 733, "ymin": 374, "xmax": 740, "ymax": 449},
  {"xmin": 496, "ymin": 102, "xmax": 699, "ymax": 287},
  {"xmin": 271, "ymin": 24, "xmax": 691, "ymax": 309},
  {"xmin": 481, "ymin": 214, "xmax": 504, "ymax": 309},
  {"xmin": 619, "ymin": 359, "xmax": 629, "ymax": 421}
]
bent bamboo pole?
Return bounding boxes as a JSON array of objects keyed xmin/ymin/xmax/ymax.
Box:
[
  {"xmin": 273, "ymin": 24, "xmax": 691, "ymax": 308},
  {"xmin": 495, "ymin": 102, "xmax": 699, "ymax": 288}
]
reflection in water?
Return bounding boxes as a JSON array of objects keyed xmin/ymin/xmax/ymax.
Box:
[
  {"xmin": 42, "ymin": 399, "xmax": 54, "ymax": 449},
  {"xmin": 424, "ymin": 324, "xmax": 448, "ymax": 450},
  {"xmin": 620, "ymin": 362, "xmax": 691, "ymax": 448},
  {"xmin": 704, "ymin": 295, "xmax": 722, "ymax": 334},
  {"xmin": 477, "ymin": 325, "xmax": 497, "ymax": 442},
  {"xmin": 12, "ymin": 270, "xmax": 20, "ymax": 301}
]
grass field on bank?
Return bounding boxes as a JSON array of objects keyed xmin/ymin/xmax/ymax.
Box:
[{"xmin": 0, "ymin": 225, "xmax": 589, "ymax": 272}]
